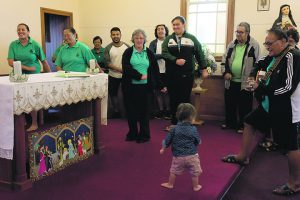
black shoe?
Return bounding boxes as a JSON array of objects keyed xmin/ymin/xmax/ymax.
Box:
[
  {"xmin": 112, "ymin": 111, "xmax": 121, "ymax": 119},
  {"xmin": 221, "ymin": 124, "xmax": 235, "ymax": 130},
  {"xmin": 125, "ymin": 133, "xmax": 137, "ymax": 142},
  {"xmin": 154, "ymin": 111, "xmax": 163, "ymax": 119},
  {"xmin": 237, "ymin": 128, "xmax": 244, "ymax": 134},
  {"xmin": 125, "ymin": 136, "xmax": 136, "ymax": 142},
  {"xmin": 163, "ymin": 110, "xmax": 171, "ymax": 120},
  {"xmin": 221, "ymin": 124, "xmax": 228, "ymax": 129},
  {"xmin": 136, "ymin": 137, "xmax": 150, "ymax": 143}
]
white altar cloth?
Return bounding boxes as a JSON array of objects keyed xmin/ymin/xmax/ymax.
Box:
[{"xmin": 0, "ymin": 72, "xmax": 108, "ymax": 159}]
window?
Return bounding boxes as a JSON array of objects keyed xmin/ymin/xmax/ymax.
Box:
[{"xmin": 187, "ymin": 0, "xmax": 228, "ymax": 55}]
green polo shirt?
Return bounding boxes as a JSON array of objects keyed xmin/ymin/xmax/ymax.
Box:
[
  {"xmin": 7, "ymin": 37, "xmax": 46, "ymax": 74},
  {"xmin": 262, "ymin": 57, "xmax": 276, "ymax": 113},
  {"xmin": 130, "ymin": 46, "xmax": 149, "ymax": 84},
  {"xmin": 231, "ymin": 44, "xmax": 246, "ymax": 82},
  {"xmin": 55, "ymin": 41, "xmax": 96, "ymax": 72},
  {"xmin": 91, "ymin": 47, "xmax": 106, "ymax": 67},
  {"xmin": 52, "ymin": 43, "xmax": 66, "ymax": 62}
]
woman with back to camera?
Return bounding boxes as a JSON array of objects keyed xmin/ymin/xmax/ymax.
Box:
[{"xmin": 286, "ymin": 28, "xmax": 299, "ymax": 49}]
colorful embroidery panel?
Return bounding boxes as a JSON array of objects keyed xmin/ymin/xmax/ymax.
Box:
[{"xmin": 28, "ymin": 117, "xmax": 94, "ymax": 181}]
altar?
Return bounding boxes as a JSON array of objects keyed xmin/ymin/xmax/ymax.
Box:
[{"xmin": 0, "ymin": 72, "xmax": 108, "ymax": 190}]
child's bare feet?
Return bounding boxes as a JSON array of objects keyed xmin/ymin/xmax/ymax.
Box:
[
  {"xmin": 161, "ymin": 182, "xmax": 173, "ymax": 189},
  {"xmin": 193, "ymin": 185, "xmax": 202, "ymax": 191}
]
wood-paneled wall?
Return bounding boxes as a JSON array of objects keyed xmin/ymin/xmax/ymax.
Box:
[{"xmin": 193, "ymin": 76, "xmax": 225, "ymax": 121}]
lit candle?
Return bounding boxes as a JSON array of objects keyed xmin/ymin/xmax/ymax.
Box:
[
  {"xmin": 13, "ymin": 61, "xmax": 22, "ymax": 75},
  {"xmin": 89, "ymin": 59, "xmax": 96, "ymax": 70}
]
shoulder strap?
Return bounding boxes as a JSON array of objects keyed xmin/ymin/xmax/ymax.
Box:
[{"xmin": 261, "ymin": 46, "xmax": 291, "ymax": 82}]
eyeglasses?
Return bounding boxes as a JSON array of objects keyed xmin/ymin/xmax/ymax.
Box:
[
  {"xmin": 235, "ymin": 31, "xmax": 245, "ymax": 35},
  {"xmin": 263, "ymin": 40, "xmax": 279, "ymax": 47}
]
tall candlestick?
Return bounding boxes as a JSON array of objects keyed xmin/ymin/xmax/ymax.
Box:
[{"xmin": 13, "ymin": 61, "xmax": 22, "ymax": 75}]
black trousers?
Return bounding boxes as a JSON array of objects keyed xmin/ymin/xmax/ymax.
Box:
[
  {"xmin": 224, "ymin": 81, "xmax": 253, "ymax": 129},
  {"xmin": 123, "ymin": 84, "xmax": 150, "ymax": 140},
  {"xmin": 270, "ymin": 97, "xmax": 299, "ymax": 151},
  {"xmin": 167, "ymin": 74, "xmax": 194, "ymax": 125}
]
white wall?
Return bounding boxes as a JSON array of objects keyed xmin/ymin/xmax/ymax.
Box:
[
  {"xmin": 1, "ymin": 0, "xmax": 299, "ymax": 74},
  {"xmin": 77, "ymin": 0, "xmax": 180, "ymax": 47},
  {"xmin": 0, "ymin": 0, "xmax": 80, "ymax": 74},
  {"xmin": 234, "ymin": 0, "xmax": 300, "ymax": 55},
  {"xmin": 0, "ymin": 0, "xmax": 180, "ymax": 74}
]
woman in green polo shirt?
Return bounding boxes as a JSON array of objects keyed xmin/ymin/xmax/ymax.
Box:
[
  {"xmin": 7, "ymin": 23, "xmax": 51, "ymax": 132},
  {"xmin": 55, "ymin": 27, "xmax": 99, "ymax": 72},
  {"xmin": 122, "ymin": 29, "xmax": 166, "ymax": 143},
  {"xmin": 91, "ymin": 36, "xmax": 107, "ymax": 73},
  {"xmin": 7, "ymin": 23, "xmax": 51, "ymax": 74}
]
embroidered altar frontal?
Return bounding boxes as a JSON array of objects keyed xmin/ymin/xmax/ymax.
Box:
[{"xmin": 28, "ymin": 117, "xmax": 94, "ymax": 181}]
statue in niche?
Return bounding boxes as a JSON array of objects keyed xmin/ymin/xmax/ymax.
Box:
[{"xmin": 272, "ymin": 4, "xmax": 297, "ymax": 31}]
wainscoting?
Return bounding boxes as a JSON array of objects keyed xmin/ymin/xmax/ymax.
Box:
[{"xmin": 193, "ymin": 75, "xmax": 225, "ymax": 121}]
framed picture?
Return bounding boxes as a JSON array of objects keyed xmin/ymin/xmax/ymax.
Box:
[{"xmin": 257, "ymin": 0, "xmax": 270, "ymax": 11}]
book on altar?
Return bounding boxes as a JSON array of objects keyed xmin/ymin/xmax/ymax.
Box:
[{"xmin": 56, "ymin": 71, "xmax": 90, "ymax": 78}]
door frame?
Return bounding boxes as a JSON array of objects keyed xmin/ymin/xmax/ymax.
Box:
[{"xmin": 40, "ymin": 7, "xmax": 73, "ymax": 54}]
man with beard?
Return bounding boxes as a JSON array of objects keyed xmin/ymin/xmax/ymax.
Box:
[{"xmin": 104, "ymin": 27, "xmax": 130, "ymax": 118}]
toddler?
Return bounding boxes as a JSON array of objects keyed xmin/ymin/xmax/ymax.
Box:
[{"xmin": 160, "ymin": 103, "xmax": 202, "ymax": 191}]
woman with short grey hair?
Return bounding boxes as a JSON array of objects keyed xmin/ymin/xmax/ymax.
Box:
[
  {"xmin": 122, "ymin": 29, "xmax": 166, "ymax": 143},
  {"xmin": 131, "ymin": 29, "xmax": 147, "ymax": 43}
]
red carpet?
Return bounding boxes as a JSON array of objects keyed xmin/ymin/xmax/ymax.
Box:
[
  {"xmin": 223, "ymin": 147, "xmax": 300, "ymax": 200},
  {"xmin": 0, "ymin": 119, "xmax": 260, "ymax": 200}
]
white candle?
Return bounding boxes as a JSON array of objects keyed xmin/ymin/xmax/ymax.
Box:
[
  {"xmin": 89, "ymin": 59, "xmax": 96, "ymax": 70},
  {"xmin": 13, "ymin": 61, "xmax": 22, "ymax": 75}
]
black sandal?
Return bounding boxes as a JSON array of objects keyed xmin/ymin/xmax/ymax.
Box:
[
  {"xmin": 221, "ymin": 155, "xmax": 249, "ymax": 166},
  {"xmin": 259, "ymin": 141, "xmax": 278, "ymax": 152},
  {"xmin": 273, "ymin": 184, "xmax": 299, "ymax": 196}
]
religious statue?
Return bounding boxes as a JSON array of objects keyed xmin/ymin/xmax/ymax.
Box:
[{"xmin": 272, "ymin": 4, "xmax": 297, "ymax": 31}]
